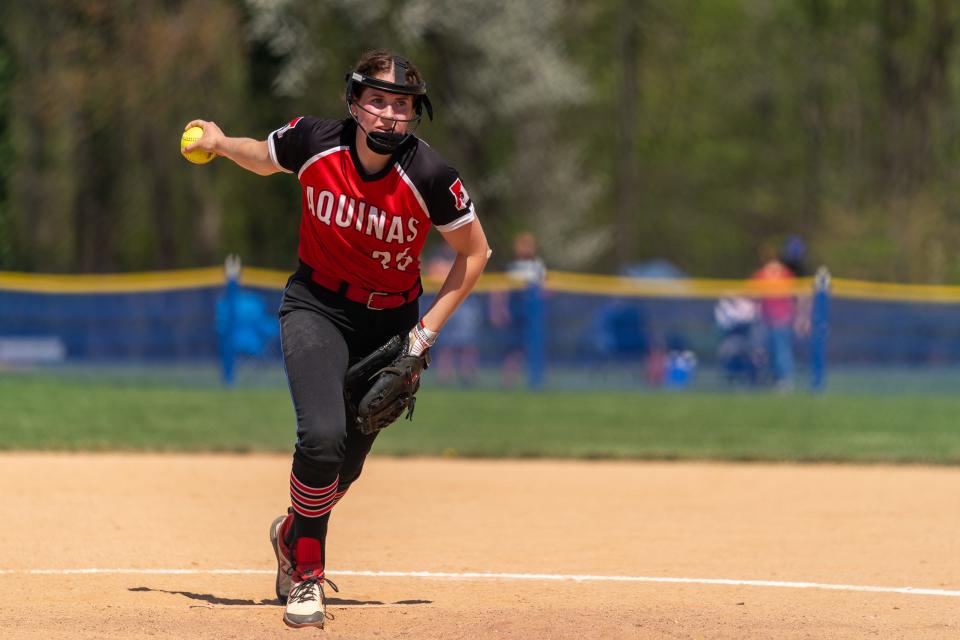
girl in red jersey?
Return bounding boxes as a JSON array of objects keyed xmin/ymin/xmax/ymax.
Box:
[{"xmin": 184, "ymin": 50, "xmax": 490, "ymax": 629}]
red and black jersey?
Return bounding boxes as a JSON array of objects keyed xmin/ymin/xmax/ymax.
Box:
[{"xmin": 267, "ymin": 117, "xmax": 475, "ymax": 294}]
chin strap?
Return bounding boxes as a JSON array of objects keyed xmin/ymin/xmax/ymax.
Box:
[{"xmin": 365, "ymin": 128, "xmax": 407, "ymax": 155}]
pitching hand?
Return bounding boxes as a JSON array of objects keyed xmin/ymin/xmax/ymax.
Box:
[{"xmin": 183, "ymin": 120, "xmax": 225, "ymax": 155}]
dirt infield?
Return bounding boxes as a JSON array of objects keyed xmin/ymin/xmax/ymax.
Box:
[{"xmin": 1, "ymin": 453, "xmax": 959, "ymax": 639}]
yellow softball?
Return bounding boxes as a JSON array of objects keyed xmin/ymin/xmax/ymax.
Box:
[{"xmin": 180, "ymin": 126, "xmax": 216, "ymax": 164}]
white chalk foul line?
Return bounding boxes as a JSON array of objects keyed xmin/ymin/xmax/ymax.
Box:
[{"xmin": 3, "ymin": 568, "xmax": 959, "ymax": 598}]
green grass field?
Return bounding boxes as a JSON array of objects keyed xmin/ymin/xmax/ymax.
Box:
[{"xmin": 3, "ymin": 374, "xmax": 960, "ymax": 464}]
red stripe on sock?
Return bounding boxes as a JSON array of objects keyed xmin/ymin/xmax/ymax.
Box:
[
  {"xmin": 289, "ymin": 482, "xmax": 347, "ymax": 519},
  {"xmin": 291, "ymin": 501, "xmax": 337, "ymax": 518},
  {"xmin": 290, "ymin": 473, "xmax": 339, "ymax": 496},
  {"xmin": 290, "ymin": 483, "xmax": 338, "ymax": 505},
  {"xmin": 290, "ymin": 490, "xmax": 337, "ymax": 509}
]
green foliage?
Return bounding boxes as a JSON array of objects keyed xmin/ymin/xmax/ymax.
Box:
[
  {"xmin": 2, "ymin": 0, "xmax": 251, "ymax": 271},
  {"xmin": 4, "ymin": 376, "xmax": 960, "ymax": 464},
  {"xmin": 564, "ymin": 0, "xmax": 960, "ymax": 279},
  {"xmin": 2, "ymin": 1, "xmax": 960, "ymax": 279}
]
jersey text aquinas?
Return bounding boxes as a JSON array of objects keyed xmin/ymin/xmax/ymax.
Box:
[{"xmin": 305, "ymin": 188, "xmax": 421, "ymax": 244}]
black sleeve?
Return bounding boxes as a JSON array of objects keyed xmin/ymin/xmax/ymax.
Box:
[
  {"xmin": 424, "ymin": 163, "xmax": 476, "ymax": 230},
  {"xmin": 268, "ymin": 116, "xmax": 339, "ymax": 174}
]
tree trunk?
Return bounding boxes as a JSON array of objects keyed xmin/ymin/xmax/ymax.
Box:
[
  {"xmin": 614, "ymin": 0, "xmax": 641, "ymax": 268},
  {"xmin": 877, "ymin": 0, "xmax": 955, "ymax": 194},
  {"xmin": 877, "ymin": 0, "xmax": 956, "ymax": 279},
  {"xmin": 73, "ymin": 114, "xmax": 117, "ymax": 272},
  {"xmin": 801, "ymin": 0, "xmax": 829, "ymax": 229}
]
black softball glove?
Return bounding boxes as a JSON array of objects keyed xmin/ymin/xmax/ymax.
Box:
[{"xmin": 344, "ymin": 332, "xmax": 431, "ymax": 436}]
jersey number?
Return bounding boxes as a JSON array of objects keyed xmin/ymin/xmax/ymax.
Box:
[{"xmin": 372, "ymin": 248, "xmax": 413, "ymax": 271}]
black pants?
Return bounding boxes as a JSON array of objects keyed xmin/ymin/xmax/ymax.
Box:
[{"xmin": 279, "ymin": 270, "xmax": 418, "ymax": 560}]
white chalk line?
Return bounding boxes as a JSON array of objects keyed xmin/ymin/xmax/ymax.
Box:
[{"xmin": 1, "ymin": 568, "xmax": 958, "ymax": 598}]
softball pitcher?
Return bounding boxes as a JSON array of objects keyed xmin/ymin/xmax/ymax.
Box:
[{"xmin": 184, "ymin": 49, "xmax": 490, "ymax": 629}]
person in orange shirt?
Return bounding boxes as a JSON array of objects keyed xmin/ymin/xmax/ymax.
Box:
[
  {"xmin": 751, "ymin": 244, "xmax": 800, "ymax": 391},
  {"xmin": 489, "ymin": 232, "xmax": 547, "ymax": 387}
]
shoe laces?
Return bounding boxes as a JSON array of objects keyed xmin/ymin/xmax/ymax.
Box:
[{"xmin": 288, "ymin": 575, "xmax": 339, "ymax": 604}]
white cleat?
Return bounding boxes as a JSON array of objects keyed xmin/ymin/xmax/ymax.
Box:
[{"xmin": 283, "ymin": 575, "xmax": 338, "ymax": 629}]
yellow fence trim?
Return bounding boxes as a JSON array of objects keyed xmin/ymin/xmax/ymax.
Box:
[
  {"xmin": 3, "ymin": 267, "xmax": 960, "ymax": 304},
  {"xmin": 458, "ymin": 273, "xmax": 525, "ymax": 293},
  {"xmin": 544, "ymin": 271, "xmax": 814, "ymax": 299},
  {"xmin": 237, "ymin": 269, "xmax": 524, "ymax": 294},
  {"xmin": 0, "ymin": 268, "xmax": 224, "ymax": 293},
  {"xmin": 239, "ymin": 267, "xmax": 289, "ymax": 290},
  {"xmin": 831, "ymin": 278, "xmax": 960, "ymax": 303}
]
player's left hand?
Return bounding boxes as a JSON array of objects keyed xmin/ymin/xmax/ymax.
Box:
[{"xmin": 344, "ymin": 324, "xmax": 435, "ymax": 436}]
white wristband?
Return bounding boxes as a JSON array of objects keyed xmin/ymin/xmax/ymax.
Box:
[{"xmin": 408, "ymin": 319, "xmax": 438, "ymax": 356}]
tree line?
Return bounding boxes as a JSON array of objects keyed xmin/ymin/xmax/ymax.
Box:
[{"xmin": 1, "ymin": 0, "xmax": 959, "ymax": 282}]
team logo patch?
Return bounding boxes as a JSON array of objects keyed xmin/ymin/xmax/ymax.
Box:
[
  {"xmin": 276, "ymin": 116, "xmax": 304, "ymax": 139},
  {"xmin": 448, "ymin": 178, "xmax": 470, "ymax": 211}
]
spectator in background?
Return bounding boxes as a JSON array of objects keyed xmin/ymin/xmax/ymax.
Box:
[
  {"xmin": 751, "ymin": 243, "xmax": 801, "ymax": 392},
  {"xmin": 714, "ymin": 296, "xmax": 762, "ymax": 386},
  {"xmin": 490, "ymin": 231, "xmax": 547, "ymax": 387},
  {"xmin": 425, "ymin": 248, "xmax": 481, "ymax": 386},
  {"xmin": 504, "ymin": 231, "xmax": 547, "ymax": 284},
  {"xmin": 215, "ymin": 288, "xmax": 280, "ymax": 361}
]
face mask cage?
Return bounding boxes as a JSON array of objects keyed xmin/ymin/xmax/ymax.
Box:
[{"xmin": 351, "ymin": 99, "xmax": 422, "ymax": 126}]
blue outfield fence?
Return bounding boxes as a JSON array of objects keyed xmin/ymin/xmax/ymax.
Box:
[{"xmin": 3, "ymin": 264, "xmax": 960, "ymax": 392}]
